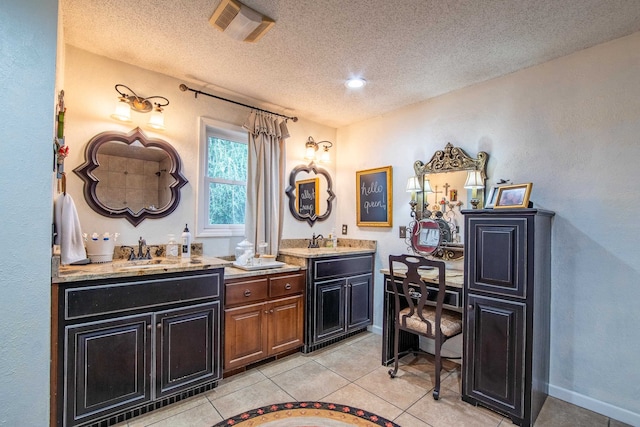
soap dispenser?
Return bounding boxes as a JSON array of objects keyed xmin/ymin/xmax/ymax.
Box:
[{"xmin": 181, "ymin": 224, "xmax": 191, "ymax": 258}]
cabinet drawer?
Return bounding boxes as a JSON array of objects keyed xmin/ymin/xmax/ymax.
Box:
[
  {"xmin": 65, "ymin": 272, "xmax": 221, "ymax": 320},
  {"xmin": 269, "ymin": 273, "xmax": 305, "ymax": 298},
  {"xmin": 313, "ymin": 255, "xmax": 373, "ymax": 281},
  {"xmin": 226, "ymin": 278, "xmax": 268, "ymax": 306}
]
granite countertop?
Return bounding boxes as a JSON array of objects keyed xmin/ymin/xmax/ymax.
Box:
[
  {"xmin": 278, "ymin": 246, "xmax": 376, "ymax": 259},
  {"xmin": 52, "ymin": 256, "xmax": 232, "ymax": 284},
  {"xmin": 224, "ymin": 263, "xmax": 304, "ymax": 280},
  {"xmin": 277, "ymin": 238, "xmax": 377, "ymax": 260},
  {"xmin": 380, "ymin": 266, "xmax": 464, "ymax": 288}
]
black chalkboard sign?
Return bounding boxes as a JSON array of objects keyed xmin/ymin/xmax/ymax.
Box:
[
  {"xmin": 356, "ymin": 166, "xmax": 392, "ymax": 227},
  {"xmin": 296, "ymin": 178, "xmax": 319, "ymax": 217}
]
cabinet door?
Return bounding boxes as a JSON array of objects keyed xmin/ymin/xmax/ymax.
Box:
[
  {"xmin": 346, "ymin": 274, "xmax": 372, "ymax": 330},
  {"xmin": 224, "ymin": 302, "xmax": 268, "ymax": 370},
  {"xmin": 156, "ymin": 302, "xmax": 221, "ymax": 398},
  {"xmin": 464, "ymin": 293, "xmax": 525, "ymax": 418},
  {"xmin": 267, "ymin": 294, "xmax": 304, "ymax": 355},
  {"xmin": 65, "ymin": 314, "xmax": 152, "ymax": 427},
  {"xmin": 314, "ymin": 280, "xmax": 346, "ymax": 342},
  {"xmin": 466, "ymin": 217, "xmax": 528, "ymax": 298}
]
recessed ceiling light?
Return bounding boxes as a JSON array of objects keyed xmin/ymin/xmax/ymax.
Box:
[{"xmin": 345, "ymin": 77, "xmax": 366, "ymax": 89}]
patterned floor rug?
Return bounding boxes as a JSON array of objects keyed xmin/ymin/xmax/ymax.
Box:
[{"xmin": 213, "ymin": 401, "xmax": 401, "ymax": 427}]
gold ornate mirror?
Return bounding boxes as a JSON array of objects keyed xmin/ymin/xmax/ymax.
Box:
[{"xmin": 409, "ymin": 142, "xmax": 488, "ymax": 259}]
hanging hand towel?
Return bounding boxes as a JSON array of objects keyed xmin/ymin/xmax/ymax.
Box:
[{"xmin": 54, "ymin": 193, "xmax": 87, "ymax": 265}]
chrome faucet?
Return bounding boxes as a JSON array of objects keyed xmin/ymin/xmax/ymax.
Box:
[
  {"xmin": 138, "ymin": 237, "xmax": 146, "ymax": 259},
  {"xmin": 308, "ymin": 233, "xmax": 324, "ymax": 248},
  {"xmin": 122, "ymin": 237, "xmax": 149, "ymax": 261}
]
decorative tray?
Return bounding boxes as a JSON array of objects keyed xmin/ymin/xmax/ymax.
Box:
[{"xmin": 232, "ymin": 260, "xmax": 285, "ymax": 271}]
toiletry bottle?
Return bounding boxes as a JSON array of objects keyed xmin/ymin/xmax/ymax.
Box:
[
  {"xmin": 181, "ymin": 224, "xmax": 191, "ymax": 258},
  {"xmin": 166, "ymin": 234, "xmax": 179, "ymax": 258},
  {"xmin": 331, "ymin": 228, "xmax": 338, "ymax": 248}
]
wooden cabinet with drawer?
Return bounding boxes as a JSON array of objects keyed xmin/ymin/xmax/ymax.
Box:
[{"xmin": 224, "ymin": 271, "xmax": 305, "ymax": 372}]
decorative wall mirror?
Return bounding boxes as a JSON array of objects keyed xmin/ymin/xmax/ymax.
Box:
[
  {"xmin": 409, "ymin": 142, "xmax": 488, "ymax": 260},
  {"xmin": 74, "ymin": 127, "xmax": 188, "ymax": 226},
  {"xmin": 285, "ymin": 163, "xmax": 335, "ymax": 225}
]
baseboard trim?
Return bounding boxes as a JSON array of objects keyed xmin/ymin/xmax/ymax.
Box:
[
  {"xmin": 549, "ymin": 384, "xmax": 640, "ymax": 426},
  {"xmin": 368, "ymin": 324, "xmax": 382, "ymax": 335}
]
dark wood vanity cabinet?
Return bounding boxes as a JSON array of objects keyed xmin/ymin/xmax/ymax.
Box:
[
  {"xmin": 304, "ymin": 254, "xmax": 374, "ymax": 353},
  {"xmin": 51, "ymin": 269, "xmax": 223, "ymax": 427},
  {"xmin": 223, "ymin": 271, "xmax": 305, "ymax": 373},
  {"xmin": 462, "ymin": 209, "xmax": 553, "ymax": 426}
]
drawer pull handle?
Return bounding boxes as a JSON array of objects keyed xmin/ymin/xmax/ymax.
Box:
[
  {"xmin": 147, "ymin": 324, "xmax": 152, "ymax": 330},
  {"xmin": 270, "ymin": 309, "xmax": 274, "ymax": 313},
  {"xmin": 244, "ymin": 290, "xmax": 251, "ymax": 297},
  {"xmin": 156, "ymin": 323, "xmax": 162, "ymax": 329},
  {"xmin": 285, "ymin": 283, "xmax": 292, "ymax": 290},
  {"xmin": 468, "ymin": 304, "xmax": 474, "ymax": 311}
]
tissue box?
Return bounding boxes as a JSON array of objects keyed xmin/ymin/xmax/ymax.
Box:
[{"xmin": 85, "ymin": 239, "xmax": 115, "ymax": 263}]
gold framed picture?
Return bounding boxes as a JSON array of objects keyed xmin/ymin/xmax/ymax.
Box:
[
  {"xmin": 356, "ymin": 166, "xmax": 392, "ymax": 227},
  {"xmin": 494, "ymin": 183, "xmax": 533, "ymax": 209}
]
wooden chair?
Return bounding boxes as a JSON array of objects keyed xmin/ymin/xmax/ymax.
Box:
[{"xmin": 387, "ymin": 254, "xmax": 463, "ymax": 399}]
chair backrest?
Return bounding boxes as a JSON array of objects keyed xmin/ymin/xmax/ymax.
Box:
[{"xmin": 388, "ymin": 254, "xmax": 447, "ymax": 337}]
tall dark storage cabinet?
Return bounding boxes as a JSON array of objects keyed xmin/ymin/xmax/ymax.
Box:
[{"xmin": 462, "ymin": 209, "xmax": 554, "ymax": 426}]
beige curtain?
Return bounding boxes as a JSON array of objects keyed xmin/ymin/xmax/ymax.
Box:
[{"xmin": 243, "ymin": 110, "xmax": 289, "ymax": 256}]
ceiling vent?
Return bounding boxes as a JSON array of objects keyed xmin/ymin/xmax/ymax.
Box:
[{"xmin": 209, "ymin": 0, "xmax": 275, "ymax": 43}]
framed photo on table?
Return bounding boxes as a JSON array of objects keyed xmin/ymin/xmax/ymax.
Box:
[
  {"xmin": 494, "ymin": 183, "xmax": 533, "ymax": 209},
  {"xmin": 356, "ymin": 166, "xmax": 392, "ymax": 227},
  {"xmin": 485, "ymin": 186, "xmax": 501, "ymax": 208}
]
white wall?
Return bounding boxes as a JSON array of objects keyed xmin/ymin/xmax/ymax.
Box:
[
  {"xmin": 335, "ymin": 32, "xmax": 640, "ymax": 424},
  {"xmin": 0, "ymin": 1, "xmax": 58, "ymax": 425},
  {"xmin": 63, "ymin": 46, "xmax": 337, "ymax": 256}
]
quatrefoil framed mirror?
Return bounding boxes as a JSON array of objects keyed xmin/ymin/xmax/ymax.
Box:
[{"xmin": 74, "ymin": 127, "xmax": 188, "ymax": 226}]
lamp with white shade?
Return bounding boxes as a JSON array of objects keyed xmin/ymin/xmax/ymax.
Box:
[{"xmin": 464, "ymin": 170, "xmax": 484, "ymax": 209}]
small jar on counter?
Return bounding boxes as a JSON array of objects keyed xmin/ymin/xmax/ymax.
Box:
[{"xmin": 166, "ymin": 234, "xmax": 179, "ymax": 258}]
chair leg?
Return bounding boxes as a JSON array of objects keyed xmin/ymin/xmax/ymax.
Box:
[
  {"xmin": 433, "ymin": 338, "xmax": 441, "ymax": 400},
  {"xmin": 388, "ymin": 326, "xmax": 400, "ymax": 378}
]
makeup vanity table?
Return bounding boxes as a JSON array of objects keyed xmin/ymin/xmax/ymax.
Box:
[{"xmin": 380, "ymin": 266, "xmax": 464, "ymax": 365}]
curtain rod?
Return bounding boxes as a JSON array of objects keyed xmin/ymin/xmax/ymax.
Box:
[{"xmin": 178, "ymin": 84, "xmax": 298, "ymax": 122}]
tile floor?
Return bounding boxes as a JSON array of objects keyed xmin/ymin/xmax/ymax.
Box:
[{"xmin": 116, "ymin": 332, "xmax": 630, "ymax": 427}]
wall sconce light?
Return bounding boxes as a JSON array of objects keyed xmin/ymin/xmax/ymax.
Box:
[
  {"xmin": 304, "ymin": 136, "xmax": 333, "ymax": 163},
  {"xmin": 111, "ymin": 84, "xmax": 169, "ymax": 130},
  {"xmin": 464, "ymin": 170, "xmax": 484, "ymax": 209}
]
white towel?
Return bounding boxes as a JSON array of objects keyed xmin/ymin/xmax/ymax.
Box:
[{"xmin": 54, "ymin": 194, "xmax": 87, "ymax": 264}]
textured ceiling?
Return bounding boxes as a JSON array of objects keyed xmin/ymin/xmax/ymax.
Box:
[{"xmin": 61, "ymin": 0, "xmax": 640, "ymax": 128}]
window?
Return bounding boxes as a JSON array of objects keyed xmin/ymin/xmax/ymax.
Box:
[{"xmin": 197, "ymin": 118, "xmax": 248, "ymax": 237}]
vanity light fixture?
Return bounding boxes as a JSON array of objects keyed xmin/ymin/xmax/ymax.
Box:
[
  {"xmin": 111, "ymin": 84, "xmax": 169, "ymax": 130},
  {"xmin": 304, "ymin": 136, "xmax": 333, "ymax": 163},
  {"xmin": 464, "ymin": 170, "xmax": 483, "ymax": 209},
  {"xmin": 345, "ymin": 77, "xmax": 367, "ymax": 89}
]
